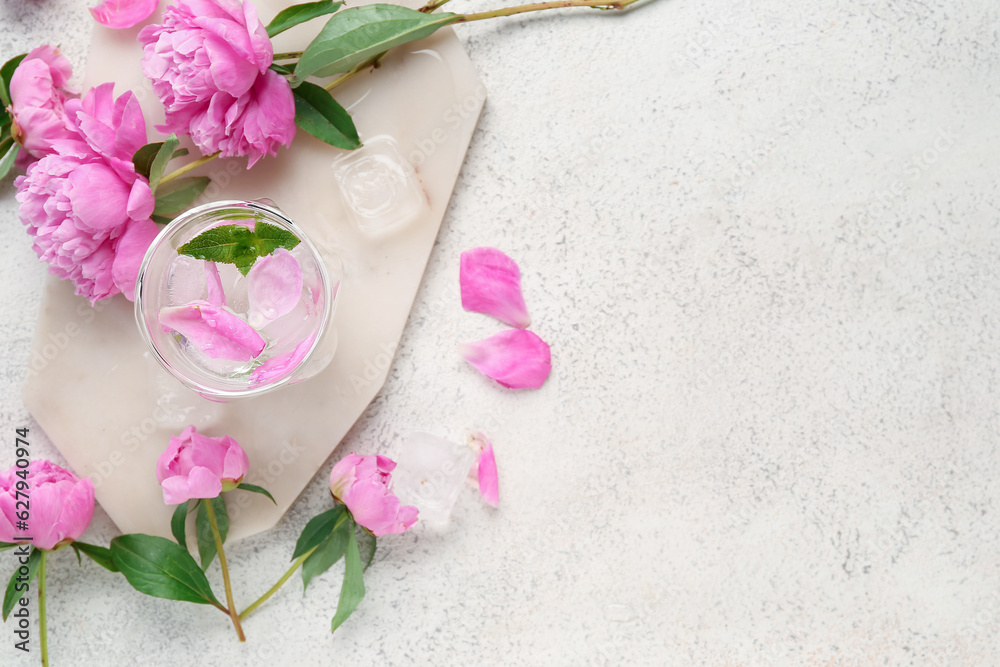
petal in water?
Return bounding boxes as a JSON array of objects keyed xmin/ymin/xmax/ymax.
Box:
[
  {"xmin": 459, "ymin": 329, "xmax": 551, "ymax": 389},
  {"xmin": 90, "ymin": 0, "xmax": 159, "ymax": 29},
  {"xmin": 460, "ymin": 247, "xmax": 530, "ymax": 328},
  {"xmin": 159, "ymin": 301, "xmax": 265, "ymax": 361},
  {"xmin": 205, "ymin": 261, "xmax": 226, "ymax": 306},
  {"xmin": 247, "ymin": 248, "xmax": 303, "ymax": 328},
  {"xmin": 249, "ymin": 332, "xmax": 316, "ymax": 385}
]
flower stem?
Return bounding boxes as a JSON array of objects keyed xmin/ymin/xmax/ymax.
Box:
[
  {"xmin": 238, "ymin": 545, "xmax": 318, "ymax": 622},
  {"xmin": 38, "ymin": 550, "xmax": 48, "ymax": 667},
  {"xmin": 322, "ymin": 54, "xmax": 384, "ymax": 91},
  {"xmin": 272, "ymin": 51, "xmax": 304, "ymax": 60},
  {"xmin": 204, "ymin": 500, "xmax": 246, "ymax": 642},
  {"xmin": 419, "ymin": 0, "xmax": 453, "ymax": 12},
  {"xmin": 456, "ymin": 0, "xmax": 640, "ymax": 22},
  {"xmin": 159, "ymin": 152, "xmax": 220, "ymax": 186}
]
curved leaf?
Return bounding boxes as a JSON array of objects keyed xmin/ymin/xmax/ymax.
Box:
[
  {"xmin": 330, "ymin": 517, "xmax": 365, "ymax": 633},
  {"xmin": 0, "ymin": 53, "xmax": 27, "ymax": 108},
  {"xmin": 267, "ymin": 0, "xmax": 344, "ymax": 38},
  {"xmin": 293, "ymin": 81, "xmax": 360, "ymax": 150},
  {"xmin": 292, "ymin": 505, "xmax": 347, "ymax": 560},
  {"xmin": 2, "ymin": 547, "xmax": 38, "ymax": 622},
  {"xmin": 292, "ymin": 5, "xmax": 458, "ymax": 84},
  {"xmin": 237, "ymin": 483, "xmax": 277, "ymax": 505},
  {"xmin": 153, "ymin": 176, "xmax": 210, "ymax": 217},
  {"xmin": 72, "ymin": 542, "xmax": 119, "ymax": 573},
  {"xmin": 110, "ymin": 534, "xmax": 221, "ymax": 607}
]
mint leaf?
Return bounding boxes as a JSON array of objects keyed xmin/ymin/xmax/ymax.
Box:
[
  {"xmin": 110, "ymin": 534, "xmax": 222, "ymax": 607},
  {"xmin": 2, "ymin": 547, "xmax": 38, "ymax": 621},
  {"xmin": 293, "ymin": 81, "xmax": 361, "ymax": 150},
  {"xmin": 153, "ymin": 176, "xmax": 210, "ymax": 217},
  {"xmin": 0, "ymin": 53, "xmax": 27, "ymax": 109},
  {"xmin": 292, "ymin": 5, "xmax": 458, "ymax": 84},
  {"xmin": 267, "ymin": 0, "xmax": 344, "ymax": 38},
  {"xmin": 178, "ymin": 221, "xmax": 300, "ymax": 275}
]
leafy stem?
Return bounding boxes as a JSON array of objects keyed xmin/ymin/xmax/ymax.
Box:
[
  {"xmin": 159, "ymin": 152, "xmax": 219, "ymax": 186},
  {"xmin": 456, "ymin": 0, "xmax": 641, "ymax": 22},
  {"xmin": 322, "ymin": 54, "xmax": 385, "ymax": 92},
  {"xmin": 238, "ymin": 545, "xmax": 319, "ymax": 622},
  {"xmin": 203, "ymin": 500, "xmax": 245, "ymax": 642},
  {"xmin": 39, "ymin": 550, "xmax": 48, "ymax": 667}
]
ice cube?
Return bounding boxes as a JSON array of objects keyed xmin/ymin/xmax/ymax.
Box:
[
  {"xmin": 258, "ymin": 297, "xmax": 312, "ymax": 350},
  {"xmin": 166, "ymin": 255, "xmax": 207, "ymax": 305},
  {"xmin": 217, "ymin": 263, "xmax": 248, "ymax": 314},
  {"xmin": 393, "ymin": 432, "xmax": 477, "ymax": 527}
]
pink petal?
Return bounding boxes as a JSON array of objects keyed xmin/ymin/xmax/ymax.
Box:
[
  {"xmin": 159, "ymin": 302, "xmax": 266, "ymax": 361},
  {"xmin": 67, "ymin": 162, "xmax": 131, "ymax": 230},
  {"xmin": 247, "ymin": 248, "xmax": 303, "ymax": 327},
  {"xmin": 161, "ymin": 466, "xmax": 222, "ymax": 505},
  {"xmin": 474, "ymin": 437, "xmax": 499, "ymax": 508},
  {"xmin": 460, "ymin": 247, "xmax": 531, "ymax": 328},
  {"xmin": 89, "ymin": 0, "xmax": 159, "ymax": 29},
  {"xmin": 460, "ymin": 329, "xmax": 552, "ymax": 389},
  {"xmin": 205, "ymin": 262, "xmax": 225, "ymax": 306},
  {"xmin": 249, "ymin": 331, "xmax": 315, "ymax": 385},
  {"xmin": 112, "ymin": 218, "xmax": 159, "ymax": 301}
]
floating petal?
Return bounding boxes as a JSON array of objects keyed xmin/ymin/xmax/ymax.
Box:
[{"xmin": 159, "ymin": 301, "xmax": 265, "ymax": 361}]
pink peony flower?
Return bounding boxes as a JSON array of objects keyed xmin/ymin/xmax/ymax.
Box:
[
  {"xmin": 156, "ymin": 426, "xmax": 250, "ymax": 505},
  {"xmin": 90, "ymin": 0, "xmax": 159, "ymax": 29},
  {"xmin": 460, "ymin": 329, "xmax": 552, "ymax": 389},
  {"xmin": 138, "ymin": 0, "xmax": 295, "ymax": 167},
  {"xmin": 330, "ymin": 454, "xmax": 418, "ymax": 537},
  {"xmin": 460, "ymin": 247, "xmax": 531, "ymax": 328},
  {"xmin": 0, "ymin": 460, "xmax": 95, "ymax": 551},
  {"xmin": 14, "ymin": 83, "xmax": 159, "ymax": 303},
  {"xmin": 9, "ymin": 45, "xmax": 77, "ymax": 163}
]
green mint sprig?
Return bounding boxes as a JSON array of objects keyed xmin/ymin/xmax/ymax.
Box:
[{"xmin": 177, "ymin": 222, "xmax": 301, "ymax": 275}]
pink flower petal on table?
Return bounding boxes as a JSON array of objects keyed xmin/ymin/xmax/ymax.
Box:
[
  {"xmin": 467, "ymin": 432, "xmax": 499, "ymax": 507},
  {"xmin": 460, "ymin": 329, "xmax": 551, "ymax": 389},
  {"xmin": 205, "ymin": 262, "xmax": 225, "ymax": 306},
  {"xmin": 249, "ymin": 331, "xmax": 316, "ymax": 385},
  {"xmin": 460, "ymin": 247, "xmax": 531, "ymax": 328},
  {"xmin": 90, "ymin": 0, "xmax": 159, "ymax": 29},
  {"xmin": 159, "ymin": 301, "xmax": 265, "ymax": 361},
  {"xmin": 247, "ymin": 248, "xmax": 302, "ymax": 327}
]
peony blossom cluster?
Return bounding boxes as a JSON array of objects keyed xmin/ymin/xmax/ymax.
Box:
[
  {"xmin": 156, "ymin": 425, "xmax": 250, "ymax": 505},
  {"xmin": 15, "ymin": 83, "xmax": 160, "ymax": 303},
  {"xmin": 0, "ymin": 460, "xmax": 95, "ymax": 551},
  {"xmin": 138, "ymin": 0, "xmax": 295, "ymax": 167}
]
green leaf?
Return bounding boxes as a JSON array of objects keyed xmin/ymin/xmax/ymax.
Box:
[
  {"xmin": 70, "ymin": 544, "xmax": 82, "ymax": 565},
  {"xmin": 292, "ymin": 505, "xmax": 348, "ymax": 560},
  {"xmin": 358, "ymin": 528, "xmax": 377, "ymax": 572},
  {"xmin": 132, "ymin": 142, "xmax": 164, "ymax": 180},
  {"xmin": 72, "ymin": 542, "xmax": 119, "ymax": 573},
  {"xmin": 302, "ymin": 514, "xmax": 350, "ymax": 592},
  {"xmin": 0, "ymin": 542, "xmax": 17, "ymax": 552},
  {"xmin": 196, "ymin": 495, "xmax": 228, "ymax": 570},
  {"xmin": 0, "ymin": 140, "xmax": 20, "ymax": 181},
  {"xmin": 0, "ymin": 104, "xmax": 10, "ymax": 129},
  {"xmin": 292, "ymin": 5, "xmax": 458, "ymax": 84},
  {"xmin": 2, "ymin": 547, "xmax": 39, "ymax": 621},
  {"xmin": 237, "ymin": 483, "xmax": 277, "ymax": 505},
  {"xmin": 267, "ymin": 0, "xmax": 344, "ymax": 38},
  {"xmin": 177, "ymin": 221, "xmax": 300, "ymax": 275},
  {"xmin": 269, "ymin": 62, "xmax": 294, "ymax": 76},
  {"xmin": 0, "ymin": 53, "xmax": 27, "ymax": 109},
  {"xmin": 171, "ymin": 501, "xmax": 190, "ymax": 550},
  {"xmin": 293, "ymin": 81, "xmax": 361, "ymax": 150},
  {"xmin": 151, "ymin": 214, "xmax": 174, "ymax": 225},
  {"xmin": 330, "ymin": 517, "xmax": 365, "ymax": 633},
  {"xmin": 110, "ymin": 534, "xmax": 221, "ymax": 606},
  {"xmin": 153, "ymin": 176, "xmax": 210, "ymax": 217},
  {"xmin": 148, "ymin": 134, "xmax": 181, "ymax": 193}
]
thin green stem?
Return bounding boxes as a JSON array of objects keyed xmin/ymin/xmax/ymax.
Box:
[
  {"xmin": 159, "ymin": 152, "xmax": 219, "ymax": 186},
  {"xmin": 38, "ymin": 550, "xmax": 48, "ymax": 667},
  {"xmin": 419, "ymin": 0, "xmax": 453, "ymax": 12},
  {"xmin": 456, "ymin": 0, "xmax": 640, "ymax": 22},
  {"xmin": 322, "ymin": 54, "xmax": 385, "ymax": 91},
  {"xmin": 238, "ymin": 545, "xmax": 319, "ymax": 622},
  {"xmin": 204, "ymin": 501, "xmax": 246, "ymax": 642},
  {"xmin": 272, "ymin": 51, "xmax": 304, "ymax": 60}
]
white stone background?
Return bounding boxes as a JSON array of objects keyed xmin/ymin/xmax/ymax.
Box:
[{"xmin": 1, "ymin": 0, "xmax": 1000, "ymax": 664}]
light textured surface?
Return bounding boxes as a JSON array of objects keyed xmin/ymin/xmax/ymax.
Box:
[{"xmin": 1, "ymin": 0, "xmax": 1000, "ymax": 665}]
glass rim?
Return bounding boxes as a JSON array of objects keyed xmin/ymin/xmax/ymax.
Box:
[{"xmin": 134, "ymin": 199, "xmax": 334, "ymax": 400}]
